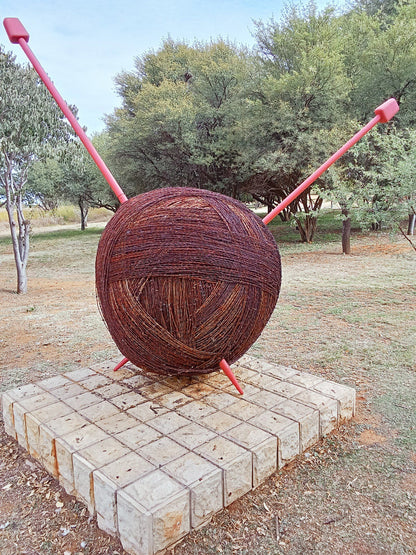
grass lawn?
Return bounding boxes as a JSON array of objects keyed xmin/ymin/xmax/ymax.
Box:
[{"xmin": 0, "ymin": 213, "xmax": 415, "ymax": 554}]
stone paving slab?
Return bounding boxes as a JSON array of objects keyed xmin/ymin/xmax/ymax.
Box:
[{"xmin": 1, "ymin": 355, "xmax": 355, "ymax": 555}]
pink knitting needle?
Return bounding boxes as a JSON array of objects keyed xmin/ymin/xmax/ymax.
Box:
[
  {"xmin": 3, "ymin": 17, "xmax": 128, "ymax": 205},
  {"xmin": 263, "ymin": 98, "xmax": 399, "ymax": 224}
]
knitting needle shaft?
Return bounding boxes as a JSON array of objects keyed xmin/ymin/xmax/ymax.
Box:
[
  {"xmin": 262, "ymin": 98, "xmax": 399, "ymax": 225},
  {"xmin": 3, "ymin": 17, "xmax": 128, "ymax": 204}
]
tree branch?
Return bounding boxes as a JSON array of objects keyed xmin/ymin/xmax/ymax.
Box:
[{"xmin": 398, "ymin": 225, "xmax": 416, "ymax": 252}]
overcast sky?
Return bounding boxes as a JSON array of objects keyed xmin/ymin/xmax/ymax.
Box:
[{"xmin": 2, "ymin": 0, "xmax": 344, "ymax": 134}]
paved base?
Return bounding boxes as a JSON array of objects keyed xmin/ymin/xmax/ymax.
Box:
[{"xmin": 2, "ymin": 355, "xmax": 355, "ymax": 555}]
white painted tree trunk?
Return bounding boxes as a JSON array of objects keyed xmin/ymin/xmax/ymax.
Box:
[{"xmin": 2, "ymin": 157, "xmax": 30, "ymax": 294}]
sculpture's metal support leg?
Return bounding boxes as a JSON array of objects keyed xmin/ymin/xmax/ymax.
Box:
[
  {"xmin": 113, "ymin": 357, "xmax": 129, "ymax": 372},
  {"xmin": 220, "ymin": 359, "xmax": 243, "ymax": 395}
]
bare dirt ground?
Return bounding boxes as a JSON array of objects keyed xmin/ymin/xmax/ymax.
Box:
[{"xmin": 0, "ymin": 222, "xmax": 415, "ymax": 554}]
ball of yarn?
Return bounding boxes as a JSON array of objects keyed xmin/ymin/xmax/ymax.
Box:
[{"xmin": 95, "ymin": 187, "xmax": 281, "ymax": 375}]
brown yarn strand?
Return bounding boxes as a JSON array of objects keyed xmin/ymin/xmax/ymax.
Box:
[{"xmin": 96, "ymin": 187, "xmax": 282, "ymax": 375}]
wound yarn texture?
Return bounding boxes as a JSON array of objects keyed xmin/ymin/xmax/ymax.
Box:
[{"xmin": 96, "ymin": 187, "xmax": 281, "ymax": 375}]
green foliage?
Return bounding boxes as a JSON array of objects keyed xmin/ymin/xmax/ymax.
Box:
[
  {"xmin": 343, "ymin": 0, "xmax": 416, "ymax": 125},
  {"xmin": 325, "ymin": 127, "xmax": 416, "ymax": 231},
  {"xmin": 0, "ymin": 48, "xmax": 71, "ymax": 178},
  {"xmin": 107, "ymin": 39, "xmax": 252, "ymax": 197},
  {"xmin": 0, "ymin": 47, "xmax": 73, "ymax": 292},
  {"xmin": 27, "ymin": 132, "xmax": 120, "ymax": 230}
]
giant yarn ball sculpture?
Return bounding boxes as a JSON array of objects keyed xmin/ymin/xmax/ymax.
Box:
[{"xmin": 95, "ymin": 187, "xmax": 282, "ymax": 375}]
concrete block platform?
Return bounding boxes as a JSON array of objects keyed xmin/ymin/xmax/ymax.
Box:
[{"xmin": 2, "ymin": 355, "xmax": 355, "ymax": 555}]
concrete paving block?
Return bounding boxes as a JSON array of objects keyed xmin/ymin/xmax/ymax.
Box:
[
  {"xmin": 118, "ymin": 469, "xmax": 190, "ymax": 555},
  {"xmin": 312, "ymin": 380, "xmax": 356, "ymax": 419},
  {"xmin": 272, "ymin": 398, "xmax": 320, "ymax": 452},
  {"xmin": 64, "ymin": 367, "xmax": 97, "ymax": 382},
  {"xmin": 12, "ymin": 392, "xmax": 58, "ymax": 449},
  {"xmin": 224, "ymin": 422, "xmax": 278, "ymax": 487},
  {"xmin": 96, "ymin": 364, "xmax": 137, "ymax": 382},
  {"xmin": 147, "ymin": 411, "xmax": 190, "ymax": 435},
  {"xmin": 236, "ymin": 353, "xmax": 257, "ymax": 366},
  {"xmin": 2, "ymin": 392, "xmax": 16, "ymax": 439},
  {"xmin": 140, "ymin": 437, "xmax": 189, "ymax": 467},
  {"xmin": 38, "ymin": 425, "xmax": 59, "ymax": 477},
  {"xmin": 95, "ymin": 411, "xmax": 138, "ymax": 435},
  {"xmin": 247, "ymin": 389, "xmax": 287, "ymax": 410},
  {"xmin": 121, "ymin": 373, "xmax": 154, "ymax": 388},
  {"xmin": 195, "ymin": 436, "xmax": 252, "ymax": 506},
  {"xmin": 78, "ymin": 374, "xmax": 113, "ymax": 391},
  {"xmin": 239, "ymin": 358, "xmax": 274, "ymax": 373},
  {"xmin": 265, "ymin": 380, "xmax": 307, "ymax": 399},
  {"xmin": 52, "ymin": 382, "xmax": 86, "ymax": 400},
  {"xmin": 235, "ymin": 383, "xmax": 262, "ymax": 397},
  {"xmin": 111, "ymin": 391, "xmax": 147, "ymax": 410},
  {"xmin": 200, "ymin": 411, "xmax": 241, "ymax": 434},
  {"xmin": 39, "ymin": 413, "xmax": 90, "ymax": 477},
  {"xmin": 4, "ymin": 383, "xmax": 44, "ymax": 401},
  {"xmin": 37, "ymin": 375, "xmax": 71, "ymax": 391},
  {"xmin": 249, "ymin": 411, "xmax": 300, "ymax": 467},
  {"xmin": 203, "ymin": 391, "xmax": 239, "ymax": 410},
  {"xmin": 115, "ymin": 423, "xmax": 163, "ymax": 451},
  {"xmin": 55, "ymin": 424, "xmax": 109, "ymax": 490},
  {"xmin": 161, "ymin": 375, "xmax": 199, "ymax": 391},
  {"xmin": 26, "ymin": 402, "xmax": 74, "ymax": 459},
  {"xmin": 88, "ymin": 359, "xmax": 122, "ymax": 374},
  {"xmin": 293, "ymin": 389, "xmax": 338, "ymax": 436},
  {"xmin": 176, "ymin": 400, "xmax": 216, "ymax": 420},
  {"xmin": 241, "ymin": 370, "xmax": 275, "ymax": 388},
  {"xmin": 287, "ymin": 371, "xmax": 324, "ymax": 389},
  {"xmin": 94, "ymin": 382, "xmax": 130, "ymax": 399},
  {"xmin": 223, "ymin": 399, "xmax": 265, "ymax": 421},
  {"xmin": 94, "ymin": 451, "xmax": 156, "ymax": 534},
  {"xmin": 262, "ymin": 364, "xmax": 300, "ymax": 380},
  {"xmin": 116, "ymin": 493, "xmax": 152, "ymax": 555},
  {"xmin": 232, "ymin": 365, "xmax": 257, "ymax": 382},
  {"xmin": 93, "ymin": 471, "xmax": 120, "ymax": 535},
  {"xmin": 73, "ymin": 437, "xmax": 131, "ymax": 514},
  {"xmin": 204, "ymin": 372, "xmax": 231, "ymax": 388},
  {"xmin": 64, "ymin": 391, "xmax": 102, "ymax": 411},
  {"xmin": 140, "ymin": 382, "xmax": 174, "ymax": 400},
  {"xmin": 181, "ymin": 382, "xmax": 216, "ymax": 400},
  {"xmin": 164, "ymin": 452, "xmax": 223, "ymax": 528},
  {"xmin": 156, "ymin": 391, "xmax": 192, "ymax": 410},
  {"xmin": 79, "ymin": 400, "xmax": 120, "ymax": 421},
  {"xmin": 169, "ymin": 422, "xmax": 217, "ymax": 450},
  {"xmin": 127, "ymin": 401, "xmax": 169, "ymax": 422}
]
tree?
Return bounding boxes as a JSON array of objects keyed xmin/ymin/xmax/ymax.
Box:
[
  {"xmin": 27, "ymin": 133, "xmax": 120, "ymax": 230},
  {"xmin": 342, "ymin": 0, "xmax": 416, "ymax": 126},
  {"xmin": 25, "ymin": 157, "xmax": 64, "ymax": 212},
  {"xmin": 106, "ymin": 39, "xmax": 252, "ymax": 199},
  {"xmin": 325, "ymin": 127, "xmax": 415, "ymax": 253},
  {"xmin": 0, "ymin": 48, "xmax": 72, "ymax": 293},
  {"xmin": 245, "ymin": 2, "xmax": 352, "ymax": 242}
]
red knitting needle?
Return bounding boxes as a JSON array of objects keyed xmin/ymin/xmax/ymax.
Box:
[
  {"xmin": 3, "ymin": 18, "xmax": 128, "ymax": 205},
  {"xmin": 263, "ymin": 98, "xmax": 399, "ymax": 224},
  {"xmin": 4, "ymin": 17, "xmax": 244, "ymax": 393}
]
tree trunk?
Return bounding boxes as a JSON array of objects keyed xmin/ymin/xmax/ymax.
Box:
[
  {"xmin": 342, "ymin": 208, "xmax": 351, "ymax": 255},
  {"xmin": 295, "ymin": 214, "xmax": 317, "ymax": 243},
  {"xmin": 294, "ymin": 193, "xmax": 322, "ymax": 243},
  {"xmin": 407, "ymin": 213, "xmax": 415, "ymax": 235},
  {"xmin": 5, "ymin": 182, "xmax": 30, "ymax": 294},
  {"xmin": 79, "ymin": 198, "xmax": 89, "ymax": 231}
]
